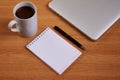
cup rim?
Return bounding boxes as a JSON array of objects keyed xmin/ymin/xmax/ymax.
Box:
[{"xmin": 13, "ymin": 1, "xmax": 37, "ymax": 20}]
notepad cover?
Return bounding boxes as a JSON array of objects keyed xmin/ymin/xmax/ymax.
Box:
[{"xmin": 26, "ymin": 27, "xmax": 82, "ymax": 75}]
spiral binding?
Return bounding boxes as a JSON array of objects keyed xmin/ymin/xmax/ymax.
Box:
[{"xmin": 27, "ymin": 27, "xmax": 50, "ymax": 47}]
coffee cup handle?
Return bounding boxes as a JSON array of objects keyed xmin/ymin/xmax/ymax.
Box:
[{"xmin": 8, "ymin": 20, "xmax": 20, "ymax": 32}]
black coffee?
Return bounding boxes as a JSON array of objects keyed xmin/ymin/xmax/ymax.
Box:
[{"xmin": 15, "ymin": 6, "xmax": 35, "ymax": 19}]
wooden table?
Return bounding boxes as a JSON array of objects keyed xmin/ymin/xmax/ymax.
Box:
[{"xmin": 0, "ymin": 0, "xmax": 120, "ymax": 80}]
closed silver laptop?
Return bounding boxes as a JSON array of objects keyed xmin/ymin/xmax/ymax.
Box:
[{"xmin": 49, "ymin": 0, "xmax": 120, "ymax": 40}]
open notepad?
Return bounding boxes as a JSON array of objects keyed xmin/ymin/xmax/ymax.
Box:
[{"xmin": 26, "ymin": 27, "xmax": 82, "ymax": 75}]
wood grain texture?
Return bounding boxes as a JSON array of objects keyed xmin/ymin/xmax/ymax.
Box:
[{"xmin": 0, "ymin": 0, "xmax": 120, "ymax": 80}]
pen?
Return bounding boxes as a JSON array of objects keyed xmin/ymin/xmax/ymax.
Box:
[{"xmin": 54, "ymin": 26, "xmax": 86, "ymax": 50}]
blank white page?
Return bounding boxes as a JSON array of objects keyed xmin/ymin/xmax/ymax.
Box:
[{"xmin": 26, "ymin": 27, "xmax": 82, "ymax": 75}]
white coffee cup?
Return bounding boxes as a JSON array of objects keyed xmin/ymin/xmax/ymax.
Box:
[{"xmin": 8, "ymin": 2, "xmax": 37, "ymax": 37}]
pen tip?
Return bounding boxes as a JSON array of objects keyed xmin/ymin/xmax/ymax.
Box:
[{"xmin": 81, "ymin": 46, "xmax": 86, "ymax": 50}]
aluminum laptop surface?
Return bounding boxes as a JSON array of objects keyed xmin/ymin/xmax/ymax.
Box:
[{"xmin": 49, "ymin": 0, "xmax": 120, "ymax": 40}]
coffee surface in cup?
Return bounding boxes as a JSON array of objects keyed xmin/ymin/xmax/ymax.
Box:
[{"xmin": 15, "ymin": 6, "xmax": 35, "ymax": 19}]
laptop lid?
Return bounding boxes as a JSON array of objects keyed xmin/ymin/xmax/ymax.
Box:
[{"xmin": 49, "ymin": 0, "xmax": 120, "ymax": 40}]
